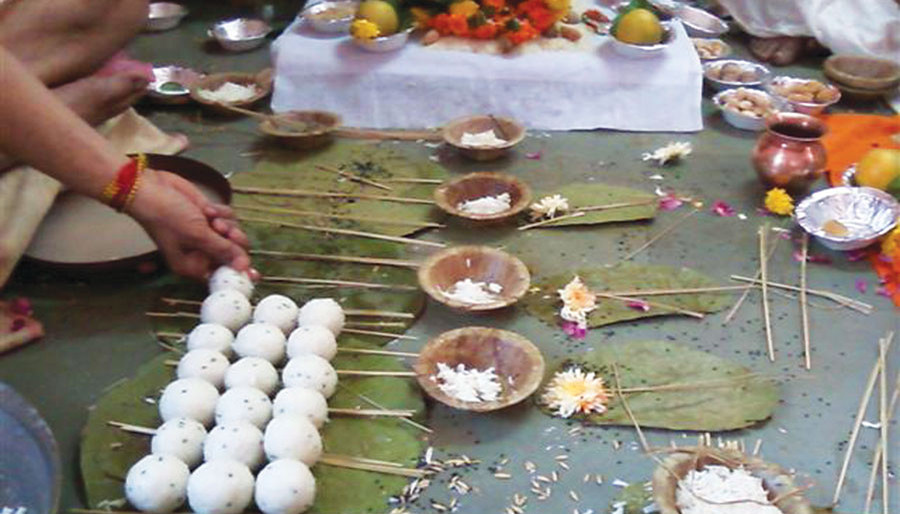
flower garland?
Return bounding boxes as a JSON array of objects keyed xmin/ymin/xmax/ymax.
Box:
[
  {"xmin": 423, "ymin": 0, "xmax": 570, "ymax": 45},
  {"xmin": 873, "ymin": 223, "xmax": 900, "ymax": 306}
]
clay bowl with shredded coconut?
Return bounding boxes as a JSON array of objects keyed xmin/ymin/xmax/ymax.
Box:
[
  {"xmin": 418, "ymin": 246, "xmax": 530, "ymax": 312},
  {"xmin": 189, "ymin": 69, "xmax": 273, "ymax": 115},
  {"xmin": 652, "ymin": 447, "xmax": 814, "ymax": 514},
  {"xmin": 434, "ymin": 172, "xmax": 532, "ymax": 224},
  {"xmin": 442, "ymin": 115, "xmax": 525, "ymax": 161},
  {"xmin": 414, "ymin": 327, "xmax": 545, "ymax": 412}
]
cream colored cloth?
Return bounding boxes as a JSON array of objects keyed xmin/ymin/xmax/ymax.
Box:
[
  {"xmin": 716, "ymin": 0, "xmax": 900, "ymax": 60},
  {"xmin": 0, "ymin": 108, "xmax": 188, "ymax": 286}
]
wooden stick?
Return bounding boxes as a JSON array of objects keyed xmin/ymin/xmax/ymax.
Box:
[
  {"xmin": 384, "ymin": 177, "xmax": 443, "ymax": 185},
  {"xmin": 759, "ymin": 226, "xmax": 775, "ymax": 363},
  {"xmin": 236, "ymin": 204, "xmax": 443, "ymax": 229},
  {"xmin": 519, "ymin": 200, "xmax": 658, "ymax": 231},
  {"xmin": 864, "ymin": 371, "xmax": 900, "ymax": 514},
  {"xmin": 251, "ymin": 249, "xmax": 421, "ymax": 269},
  {"xmin": 623, "ymin": 207, "xmax": 699, "ymax": 261},
  {"xmin": 488, "ymin": 114, "xmax": 510, "ymax": 140},
  {"xmin": 799, "ymin": 233, "xmax": 812, "ymax": 370},
  {"xmin": 328, "ymin": 408, "xmax": 415, "ymax": 418},
  {"xmin": 161, "ymin": 298, "xmax": 201, "ymax": 307},
  {"xmin": 333, "ymin": 127, "xmax": 443, "ymax": 142},
  {"xmin": 261, "ymin": 275, "xmax": 418, "ymax": 291},
  {"xmin": 343, "ymin": 328, "xmax": 418, "ymax": 340},
  {"xmin": 338, "ymin": 347, "xmax": 419, "ymax": 358},
  {"xmin": 595, "ymin": 292, "xmax": 705, "ymax": 319},
  {"xmin": 318, "ymin": 454, "xmax": 428, "ymax": 478},
  {"xmin": 832, "ymin": 332, "xmax": 894, "ymax": 506},
  {"xmin": 155, "ymin": 331, "xmax": 186, "ymax": 339},
  {"xmin": 339, "ymin": 385, "xmax": 433, "ymax": 433},
  {"xmin": 617, "ymin": 374, "xmax": 768, "ymax": 394},
  {"xmin": 601, "ymin": 285, "xmax": 752, "ymax": 297},
  {"xmin": 731, "ymin": 275, "xmax": 872, "ymax": 314},
  {"xmin": 216, "ymin": 103, "xmax": 269, "ymax": 120},
  {"xmin": 343, "ymin": 309, "xmax": 415, "ymax": 319},
  {"xmin": 146, "ymin": 311, "xmax": 199, "ymax": 319},
  {"xmin": 724, "ymin": 230, "xmax": 781, "ymax": 324},
  {"xmin": 337, "ymin": 369, "xmax": 417, "ymax": 377},
  {"xmin": 107, "ymin": 421, "xmax": 156, "ymax": 436},
  {"xmin": 157, "ymin": 341, "xmax": 184, "ymax": 354},
  {"xmin": 233, "ymin": 186, "xmax": 434, "ymax": 205},
  {"xmin": 877, "ymin": 337, "xmax": 889, "ymax": 514},
  {"xmin": 315, "ymin": 164, "xmax": 392, "ymax": 191},
  {"xmin": 345, "ymin": 321, "xmax": 408, "ymax": 329},
  {"xmin": 612, "ymin": 363, "xmax": 651, "ymax": 454},
  {"xmin": 518, "ymin": 212, "xmax": 586, "ymax": 230},
  {"xmin": 241, "ymin": 216, "xmax": 445, "ymax": 249}
]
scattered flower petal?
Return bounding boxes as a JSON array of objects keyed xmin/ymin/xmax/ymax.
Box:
[
  {"xmin": 711, "ymin": 200, "xmax": 735, "ymax": 217},
  {"xmin": 847, "ymin": 249, "xmax": 872, "ymax": 262},
  {"xmin": 641, "ymin": 141, "xmax": 692, "ymax": 165},
  {"xmin": 737, "ymin": 213, "xmax": 747, "ymax": 220},
  {"xmin": 625, "ymin": 300, "xmax": 650, "ymax": 312},
  {"xmin": 530, "ymin": 194, "xmax": 570, "ymax": 220},
  {"xmin": 525, "ymin": 151, "xmax": 542, "ymax": 160},
  {"xmin": 561, "ymin": 321, "xmax": 588, "ymax": 339},
  {"xmin": 648, "ymin": 174, "xmax": 665, "ymax": 180},
  {"xmin": 855, "ymin": 279, "xmax": 868, "ymax": 294},
  {"xmin": 793, "ymin": 250, "xmax": 832, "ymax": 264},
  {"xmin": 658, "ymin": 194, "xmax": 683, "ymax": 211}
]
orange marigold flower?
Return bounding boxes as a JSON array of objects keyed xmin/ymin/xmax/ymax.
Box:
[
  {"xmin": 431, "ymin": 13, "xmax": 452, "ymax": 35},
  {"xmin": 483, "ymin": 0, "xmax": 505, "ymax": 10},
  {"xmin": 447, "ymin": 13, "xmax": 469, "ymax": 36},
  {"xmin": 505, "ymin": 19, "xmax": 538, "ymax": 45},
  {"xmin": 472, "ymin": 22, "xmax": 498, "ymax": 39},
  {"xmin": 449, "ymin": 0, "xmax": 480, "ymax": 18}
]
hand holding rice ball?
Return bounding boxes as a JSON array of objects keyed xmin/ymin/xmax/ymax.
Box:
[
  {"xmin": 286, "ymin": 325, "xmax": 337, "ymax": 361},
  {"xmin": 215, "ymin": 386, "xmax": 273, "ymax": 429},
  {"xmin": 296, "ymin": 298, "xmax": 345, "ymax": 336},
  {"xmin": 209, "ymin": 265, "xmax": 255, "ymax": 298},
  {"xmin": 203, "ymin": 421, "xmax": 265, "ymax": 471},
  {"xmin": 187, "ymin": 460, "xmax": 255, "ymax": 514},
  {"xmin": 232, "ymin": 323, "xmax": 286, "ymax": 365},
  {"xmin": 224, "ymin": 357, "xmax": 280, "ymax": 395},
  {"xmin": 272, "ymin": 387, "xmax": 328, "ymax": 428},
  {"xmin": 187, "ymin": 323, "xmax": 234, "ymax": 357},
  {"xmin": 255, "ymin": 459, "xmax": 316, "ymax": 514},
  {"xmin": 253, "ymin": 294, "xmax": 299, "ymax": 335},
  {"xmin": 263, "ymin": 415, "xmax": 323, "ymax": 466},
  {"xmin": 201, "ymin": 290, "xmax": 252, "ymax": 332},
  {"xmin": 159, "ymin": 378, "xmax": 220, "ymax": 426},
  {"xmin": 176, "ymin": 349, "xmax": 230, "ymax": 389},
  {"xmin": 282, "ymin": 354, "xmax": 338, "ymax": 398},
  {"xmin": 125, "ymin": 454, "xmax": 189, "ymax": 513},
  {"xmin": 150, "ymin": 418, "xmax": 207, "ymax": 469}
]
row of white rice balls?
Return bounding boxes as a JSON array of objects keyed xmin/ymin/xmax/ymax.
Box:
[{"xmin": 127, "ymin": 271, "xmax": 349, "ymax": 514}]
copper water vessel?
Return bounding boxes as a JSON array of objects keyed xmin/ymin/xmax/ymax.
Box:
[{"xmin": 752, "ymin": 112, "xmax": 827, "ymax": 191}]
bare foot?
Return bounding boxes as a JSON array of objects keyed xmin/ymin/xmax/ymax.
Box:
[
  {"xmin": 749, "ymin": 36, "xmax": 806, "ymax": 66},
  {"xmin": 52, "ymin": 70, "xmax": 149, "ymax": 125}
]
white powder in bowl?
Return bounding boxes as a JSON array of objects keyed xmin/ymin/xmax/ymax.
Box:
[
  {"xmin": 431, "ymin": 362, "xmax": 502, "ymax": 402},
  {"xmin": 440, "ymin": 278, "xmax": 503, "ymax": 305},
  {"xmin": 676, "ymin": 465, "xmax": 782, "ymax": 514},
  {"xmin": 197, "ymin": 82, "xmax": 259, "ymax": 103},
  {"xmin": 457, "ymin": 192, "xmax": 511, "ymax": 215},
  {"xmin": 460, "ymin": 129, "xmax": 507, "ymax": 148}
]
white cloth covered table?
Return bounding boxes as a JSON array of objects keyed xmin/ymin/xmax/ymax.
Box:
[{"xmin": 271, "ymin": 19, "xmax": 704, "ymax": 132}]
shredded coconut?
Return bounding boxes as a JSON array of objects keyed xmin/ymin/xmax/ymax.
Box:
[
  {"xmin": 457, "ymin": 193, "xmax": 511, "ymax": 215},
  {"xmin": 196, "ymin": 82, "xmax": 259, "ymax": 103},
  {"xmin": 431, "ymin": 362, "xmax": 503, "ymax": 402},
  {"xmin": 676, "ymin": 465, "xmax": 781, "ymax": 514},
  {"xmin": 440, "ymin": 278, "xmax": 503, "ymax": 304},
  {"xmin": 460, "ymin": 129, "xmax": 507, "ymax": 148}
]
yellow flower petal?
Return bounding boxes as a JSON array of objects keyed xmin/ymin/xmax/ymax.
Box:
[{"xmin": 764, "ymin": 188, "xmax": 794, "ymax": 216}]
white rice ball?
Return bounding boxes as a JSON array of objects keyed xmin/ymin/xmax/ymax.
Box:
[
  {"xmin": 255, "ymin": 459, "xmax": 316, "ymax": 514},
  {"xmin": 186, "ymin": 323, "xmax": 234, "ymax": 357},
  {"xmin": 253, "ymin": 294, "xmax": 299, "ymax": 335},
  {"xmin": 200, "ymin": 290, "xmax": 252, "ymax": 333},
  {"xmin": 187, "ymin": 460, "xmax": 254, "ymax": 514},
  {"xmin": 151, "ymin": 418, "xmax": 207, "ymax": 469},
  {"xmin": 215, "ymin": 386, "xmax": 273, "ymax": 429},
  {"xmin": 232, "ymin": 323, "xmax": 286, "ymax": 365},
  {"xmin": 177, "ymin": 349, "xmax": 230, "ymax": 389},
  {"xmin": 263, "ymin": 415, "xmax": 322, "ymax": 466},
  {"xmin": 224, "ymin": 357, "xmax": 279, "ymax": 395},
  {"xmin": 159, "ymin": 378, "xmax": 220, "ymax": 427},
  {"xmin": 272, "ymin": 388, "xmax": 329, "ymax": 428},
  {"xmin": 296, "ymin": 298, "xmax": 345, "ymax": 336},
  {"xmin": 125, "ymin": 454, "xmax": 189, "ymax": 513},
  {"xmin": 286, "ymin": 325, "xmax": 337, "ymax": 361},
  {"xmin": 282, "ymin": 354, "xmax": 338, "ymax": 398},
  {"xmin": 209, "ymin": 265, "xmax": 254, "ymax": 298},
  {"xmin": 203, "ymin": 421, "xmax": 265, "ymax": 471}
]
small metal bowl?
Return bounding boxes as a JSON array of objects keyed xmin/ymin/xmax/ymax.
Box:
[
  {"xmin": 303, "ymin": 0, "xmax": 358, "ymax": 34},
  {"xmin": 691, "ymin": 37, "xmax": 731, "ymax": 61},
  {"xmin": 352, "ymin": 27, "xmax": 414, "ymax": 53},
  {"xmin": 703, "ymin": 59, "xmax": 770, "ymax": 90},
  {"xmin": 147, "ymin": 65, "xmax": 205, "ymax": 104},
  {"xmin": 609, "ymin": 22, "xmax": 676, "ymax": 59},
  {"xmin": 146, "ymin": 2, "xmax": 188, "ymax": 32},
  {"xmin": 795, "ymin": 186, "xmax": 900, "ymax": 251},
  {"xmin": 713, "ymin": 89, "xmax": 777, "ymax": 131},
  {"xmin": 767, "ymin": 76, "xmax": 842, "ymax": 115},
  {"xmin": 209, "ymin": 18, "xmax": 272, "ymax": 52},
  {"xmin": 677, "ymin": 4, "xmax": 728, "ymax": 38}
]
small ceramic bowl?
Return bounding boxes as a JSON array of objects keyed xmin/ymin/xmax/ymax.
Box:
[
  {"xmin": 767, "ymin": 76, "xmax": 842, "ymax": 115},
  {"xmin": 795, "ymin": 186, "xmax": 900, "ymax": 251},
  {"xmin": 189, "ymin": 70, "xmax": 273, "ymax": 115},
  {"xmin": 712, "ymin": 89, "xmax": 777, "ymax": 131},
  {"xmin": 703, "ymin": 59, "xmax": 770, "ymax": 90},
  {"xmin": 209, "ymin": 18, "xmax": 272, "ymax": 52},
  {"xmin": 418, "ymin": 246, "xmax": 531, "ymax": 312},
  {"xmin": 147, "ymin": 65, "xmax": 205, "ymax": 104},
  {"xmin": 609, "ymin": 22, "xmax": 676, "ymax": 59},
  {"xmin": 258, "ymin": 111, "xmax": 342, "ymax": 150},
  {"xmin": 146, "ymin": 2, "xmax": 188, "ymax": 32},
  {"xmin": 823, "ymin": 54, "xmax": 900, "ymax": 91},
  {"xmin": 442, "ymin": 115, "xmax": 526, "ymax": 161},
  {"xmin": 691, "ymin": 38, "xmax": 731, "ymax": 61},
  {"xmin": 434, "ymin": 172, "xmax": 532, "ymax": 223},
  {"xmin": 352, "ymin": 27, "xmax": 414, "ymax": 53},
  {"xmin": 413, "ymin": 327, "xmax": 545, "ymax": 412},
  {"xmin": 303, "ymin": 0, "xmax": 357, "ymax": 34},
  {"xmin": 677, "ymin": 4, "xmax": 728, "ymax": 38}
]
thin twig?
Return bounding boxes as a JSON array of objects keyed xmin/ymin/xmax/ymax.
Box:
[
  {"xmin": 315, "ymin": 164, "xmax": 392, "ymax": 191},
  {"xmin": 612, "ymin": 363, "xmax": 650, "ymax": 454},
  {"xmin": 595, "ymin": 292, "xmax": 705, "ymax": 319},
  {"xmin": 161, "ymin": 298, "xmax": 201, "ymax": 307},
  {"xmin": 731, "ymin": 275, "xmax": 873, "ymax": 314},
  {"xmin": 799, "ymin": 233, "xmax": 811, "ymax": 370},
  {"xmin": 336, "ymin": 369, "xmax": 417, "ymax": 377},
  {"xmin": 236, "ymin": 204, "xmax": 443, "ymax": 229},
  {"xmin": 623, "ymin": 207, "xmax": 699, "ymax": 261},
  {"xmin": 240, "ymin": 216, "xmax": 445, "ymax": 248},
  {"xmin": 232, "ymin": 185, "xmax": 434, "ymax": 205},
  {"xmin": 328, "ymin": 408, "xmax": 415, "ymax": 417},
  {"xmin": 107, "ymin": 421, "xmax": 156, "ymax": 436},
  {"xmin": 518, "ymin": 212, "xmax": 586, "ymax": 230},
  {"xmin": 519, "ymin": 199, "xmax": 657, "ymax": 230},
  {"xmin": 345, "ymin": 321, "xmax": 408, "ymax": 329},
  {"xmin": 617, "ymin": 374, "xmax": 769, "ymax": 394},
  {"xmin": 864, "ymin": 371, "xmax": 900, "ymax": 513},
  {"xmin": 318, "ymin": 454, "xmax": 428, "ymax": 478},
  {"xmin": 383, "ymin": 177, "xmax": 443, "ymax": 184},
  {"xmin": 343, "ymin": 309, "xmax": 415, "ymax": 319},
  {"xmin": 724, "ymin": 230, "xmax": 781, "ymax": 324},
  {"xmin": 338, "ymin": 347, "xmax": 419, "ymax": 358},
  {"xmin": 155, "ymin": 331, "xmax": 186, "ymax": 339},
  {"xmin": 877, "ymin": 337, "xmax": 890, "ymax": 514},
  {"xmin": 261, "ymin": 275, "xmax": 418, "ymax": 291},
  {"xmin": 145, "ymin": 311, "xmax": 199, "ymax": 319},
  {"xmin": 343, "ymin": 328, "xmax": 418, "ymax": 341},
  {"xmin": 251, "ymin": 249, "xmax": 421, "ymax": 269},
  {"xmin": 759, "ymin": 226, "xmax": 775, "ymax": 363},
  {"xmin": 601, "ymin": 285, "xmax": 752, "ymax": 297},
  {"xmin": 337, "ymin": 384, "xmax": 433, "ymax": 433}
]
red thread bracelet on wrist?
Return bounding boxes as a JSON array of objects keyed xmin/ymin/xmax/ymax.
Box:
[{"xmin": 101, "ymin": 154, "xmax": 147, "ymax": 212}]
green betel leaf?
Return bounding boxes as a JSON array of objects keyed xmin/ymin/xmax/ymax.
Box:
[
  {"xmin": 522, "ymin": 263, "xmax": 732, "ymax": 328},
  {"xmin": 538, "ymin": 341, "xmax": 779, "ymax": 431},
  {"xmin": 533, "ymin": 183, "xmax": 656, "ymax": 227}
]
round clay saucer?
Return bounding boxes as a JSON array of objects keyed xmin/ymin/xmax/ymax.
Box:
[
  {"xmin": 189, "ymin": 69, "xmax": 273, "ymax": 115},
  {"xmin": 442, "ymin": 115, "xmax": 526, "ymax": 161},
  {"xmin": 258, "ymin": 110, "xmax": 342, "ymax": 150},
  {"xmin": 418, "ymin": 246, "xmax": 530, "ymax": 312},
  {"xmin": 433, "ymin": 172, "xmax": 532, "ymax": 224},
  {"xmin": 413, "ymin": 327, "xmax": 546, "ymax": 412}
]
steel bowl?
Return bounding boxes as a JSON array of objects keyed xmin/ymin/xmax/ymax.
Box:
[
  {"xmin": 691, "ymin": 37, "xmax": 731, "ymax": 60},
  {"xmin": 352, "ymin": 27, "xmax": 414, "ymax": 53},
  {"xmin": 703, "ymin": 59, "xmax": 770, "ymax": 90},
  {"xmin": 713, "ymin": 89, "xmax": 777, "ymax": 131},
  {"xmin": 677, "ymin": 4, "xmax": 728, "ymax": 38},
  {"xmin": 145, "ymin": 2, "xmax": 188, "ymax": 32},
  {"xmin": 609, "ymin": 21, "xmax": 676, "ymax": 59},
  {"xmin": 209, "ymin": 18, "xmax": 272, "ymax": 52},
  {"xmin": 147, "ymin": 65, "xmax": 205, "ymax": 104},
  {"xmin": 767, "ymin": 76, "xmax": 842, "ymax": 115},
  {"xmin": 795, "ymin": 186, "xmax": 900, "ymax": 251},
  {"xmin": 303, "ymin": 0, "xmax": 358, "ymax": 34}
]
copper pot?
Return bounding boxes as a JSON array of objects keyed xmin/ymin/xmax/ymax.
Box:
[{"xmin": 752, "ymin": 113, "xmax": 828, "ymax": 191}]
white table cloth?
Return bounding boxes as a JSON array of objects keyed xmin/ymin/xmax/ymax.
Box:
[{"xmin": 271, "ymin": 19, "xmax": 704, "ymax": 132}]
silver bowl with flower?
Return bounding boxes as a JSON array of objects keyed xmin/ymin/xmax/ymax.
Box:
[
  {"xmin": 353, "ymin": 27, "xmax": 414, "ymax": 53},
  {"xmin": 148, "ymin": 65, "xmax": 205, "ymax": 104},
  {"xmin": 795, "ymin": 186, "xmax": 900, "ymax": 251},
  {"xmin": 146, "ymin": 2, "xmax": 188, "ymax": 32},
  {"xmin": 209, "ymin": 18, "xmax": 272, "ymax": 52},
  {"xmin": 676, "ymin": 4, "xmax": 728, "ymax": 38},
  {"xmin": 609, "ymin": 21, "xmax": 676, "ymax": 59},
  {"xmin": 303, "ymin": 0, "xmax": 358, "ymax": 34}
]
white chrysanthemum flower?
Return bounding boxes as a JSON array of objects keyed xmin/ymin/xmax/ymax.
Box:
[
  {"xmin": 540, "ymin": 367, "xmax": 611, "ymax": 418},
  {"xmin": 530, "ymin": 194, "xmax": 570, "ymax": 220},
  {"xmin": 642, "ymin": 141, "xmax": 693, "ymax": 165},
  {"xmin": 558, "ymin": 276, "xmax": 597, "ymax": 328}
]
